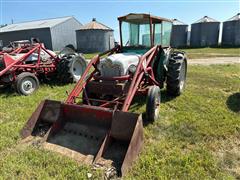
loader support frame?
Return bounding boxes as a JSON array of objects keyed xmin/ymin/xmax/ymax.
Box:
[
  {"xmin": 0, "ymin": 43, "xmax": 59, "ymax": 85},
  {"xmin": 66, "ymin": 45, "xmax": 161, "ymax": 112}
]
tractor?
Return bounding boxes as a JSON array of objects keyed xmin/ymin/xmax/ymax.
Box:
[
  {"xmin": 0, "ymin": 41, "xmax": 87, "ymax": 95},
  {"xmin": 21, "ymin": 13, "xmax": 187, "ymax": 177}
]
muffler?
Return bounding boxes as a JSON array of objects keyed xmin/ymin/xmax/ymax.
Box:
[{"xmin": 21, "ymin": 100, "xmax": 143, "ymax": 176}]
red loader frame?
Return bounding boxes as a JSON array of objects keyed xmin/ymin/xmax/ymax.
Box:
[
  {"xmin": 0, "ymin": 43, "xmax": 59, "ymax": 85},
  {"xmin": 66, "ymin": 45, "xmax": 161, "ymax": 112}
]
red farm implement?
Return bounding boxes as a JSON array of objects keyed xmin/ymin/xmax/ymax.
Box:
[
  {"xmin": 21, "ymin": 13, "xmax": 187, "ymax": 177},
  {"xmin": 0, "ymin": 42, "xmax": 86, "ymax": 95},
  {"xmin": 0, "ymin": 40, "xmax": 33, "ymax": 55}
]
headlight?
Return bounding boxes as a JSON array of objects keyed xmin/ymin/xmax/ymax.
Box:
[{"xmin": 128, "ymin": 65, "xmax": 137, "ymax": 74}]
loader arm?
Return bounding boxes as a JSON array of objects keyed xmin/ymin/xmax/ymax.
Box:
[
  {"xmin": 0, "ymin": 43, "xmax": 59, "ymax": 77},
  {"xmin": 0, "ymin": 45, "xmax": 39, "ymax": 77},
  {"xmin": 65, "ymin": 45, "xmax": 121, "ymax": 104},
  {"xmin": 122, "ymin": 45, "xmax": 160, "ymax": 111},
  {"xmin": 65, "ymin": 45, "xmax": 160, "ymax": 112}
]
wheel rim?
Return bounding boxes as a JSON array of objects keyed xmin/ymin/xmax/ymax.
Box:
[
  {"xmin": 71, "ymin": 57, "xmax": 85, "ymax": 81},
  {"xmin": 21, "ymin": 78, "xmax": 35, "ymax": 94},
  {"xmin": 179, "ymin": 60, "xmax": 186, "ymax": 91},
  {"xmin": 154, "ymin": 93, "xmax": 160, "ymax": 119}
]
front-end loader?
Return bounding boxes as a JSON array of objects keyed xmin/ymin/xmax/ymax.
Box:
[
  {"xmin": 0, "ymin": 41, "xmax": 87, "ymax": 95},
  {"xmin": 21, "ymin": 13, "xmax": 187, "ymax": 176}
]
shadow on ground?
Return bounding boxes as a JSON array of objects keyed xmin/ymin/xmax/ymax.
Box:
[
  {"xmin": 132, "ymin": 89, "xmax": 176, "ymax": 107},
  {"xmin": 226, "ymin": 92, "xmax": 240, "ymax": 113},
  {"xmin": 0, "ymin": 80, "xmax": 72, "ymax": 98},
  {"xmin": 0, "ymin": 85, "xmax": 17, "ymax": 98}
]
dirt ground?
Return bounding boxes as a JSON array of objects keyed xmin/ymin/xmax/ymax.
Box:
[{"xmin": 189, "ymin": 57, "xmax": 240, "ymax": 65}]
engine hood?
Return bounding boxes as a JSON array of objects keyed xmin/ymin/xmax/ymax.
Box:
[{"xmin": 99, "ymin": 53, "xmax": 140, "ymax": 77}]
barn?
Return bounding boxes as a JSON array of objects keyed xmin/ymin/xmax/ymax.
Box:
[
  {"xmin": 190, "ymin": 16, "xmax": 220, "ymax": 47},
  {"xmin": 170, "ymin": 19, "xmax": 188, "ymax": 48},
  {"xmin": 76, "ymin": 18, "xmax": 114, "ymax": 53},
  {"xmin": 222, "ymin": 13, "xmax": 240, "ymax": 47},
  {"xmin": 0, "ymin": 16, "xmax": 82, "ymax": 51}
]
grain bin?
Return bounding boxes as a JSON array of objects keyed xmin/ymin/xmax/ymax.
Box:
[
  {"xmin": 76, "ymin": 18, "xmax": 114, "ymax": 53},
  {"xmin": 190, "ymin": 16, "xmax": 220, "ymax": 47},
  {"xmin": 222, "ymin": 13, "xmax": 240, "ymax": 47},
  {"xmin": 170, "ymin": 19, "xmax": 188, "ymax": 48}
]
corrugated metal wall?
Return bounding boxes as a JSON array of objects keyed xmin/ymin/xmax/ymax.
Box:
[
  {"xmin": 0, "ymin": 28, "xmax": 52, "ymax": 49},
  {"xmin": 76, "ymin": 30, "xmax": 114, "ymax": 53},
  {"xmin": 170, "ymin": 25, "xmax": 188, "ymax": 48},
  {"xmin": 222, "ymin": 20, "xmax": 240, "ymax": 46},
  {"xmin": 51, "ymin": 18, "xmax": 83, "ymax": 51},
  {"xmin": 190, "ymin": 22, "xmax": 220, "ymax": 47}
]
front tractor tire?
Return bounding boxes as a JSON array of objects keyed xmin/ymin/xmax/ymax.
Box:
[
  {"xmin": 146, "ymin": 85, "xmax": 161, "ymax": 122},
  {"xmin": 15, "ymin": 72, "xmax": 39, "ymax": 96},
  {"xmin": 166, "ymin": 52, "xmax": 187, "ymax": 96}
]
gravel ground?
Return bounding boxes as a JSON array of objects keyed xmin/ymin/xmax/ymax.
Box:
[{"xmin": 188, "ymin": 57, "xmax": 240, "ymax": 65}]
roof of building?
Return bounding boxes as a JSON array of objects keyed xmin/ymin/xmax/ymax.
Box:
[
  {"xmin": 79, "ymin": 18, "xmax": 113, "ymax": 31},
  {"xmin": 193, "ymin": 16, "xmax": 219, "ymax": 24},
  {"xmin": 0, "ymin": 16, "xmax": 76, "ymax": 33},
  {"xmin": 118, "ymin": 13, "xmax": 172, "ymax": 23},
  {"xmin": 226, "ymin": 13, "xmax": 240, "ymax": 21},
  {"xmin": 172, "ymin": 19, "xmax": 188, "ymax": 25}
]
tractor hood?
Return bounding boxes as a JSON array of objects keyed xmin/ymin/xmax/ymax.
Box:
[{"xmin": 99, "ymin": 53, "xmax": 140, "ymax": 77}]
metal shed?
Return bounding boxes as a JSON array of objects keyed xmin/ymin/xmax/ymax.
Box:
[
  {"xmin": 76, "ymin": 18, "xmax": 114, "ymax": 53},
  {"xmin": 222, "ymin": 13, "xmax": 240, "ymax": 46},
  {"xmin": 170, "ymin": 19, "xmax": 188, "ymax": 48},
  {"xmin": 0, "ymin": 16, "xmax": 82, "ymax": 51},
  {"xmin": 190, "ymin": 16, "xmax": 220, "ymax": 47}
]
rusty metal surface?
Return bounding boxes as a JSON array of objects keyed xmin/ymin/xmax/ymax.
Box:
[
  {"xmin": 20, "ymin": 100, "xmax": 45, "ymax": 139},
  {"xmin": 20, "ymin": 99, "xmax": 61, "ymax": 138},
  {"xmin": 118, "ymin": 13, "xmax": 172, "ymax": 23},
  {"xmin": 110, "ymin": 111, "xmax": 139, "ymax": 141},
  {"xmin": 86, "ymin": 80, "xmax": 129, "ymax": 96},
  {"xmin": 121, "ymin": 116, "xmax": 144, "ymax": 175},
  {"xmin": 21, "ymin": 101, "xmax": 143, "ymax": 177}
]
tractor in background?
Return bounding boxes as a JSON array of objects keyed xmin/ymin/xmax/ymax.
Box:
[{"xmin": 0, "ymin": 40, "xmax": 87, "ymax": 95}]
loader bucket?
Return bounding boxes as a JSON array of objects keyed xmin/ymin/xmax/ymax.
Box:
[{"xmin": 21, "ymin": 99, "xmax": 143, "ymax": 176}]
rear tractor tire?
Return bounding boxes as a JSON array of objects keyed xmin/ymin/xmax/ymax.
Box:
[
  {"xmin": 166, "ymin": 51, "xmax": 187, "ymax": 96},
  {"xmin": 57, "ymin": 54, "xmax": 87, "ymax": 84},
  {"xmin": 0, "ymin": 59, "xmax": 5, "ymax": 71},
  {"xmin": 146, "ymin": 85, "xmax": 161, "ymax": 122},
  {"xmin": 15, "ymin": 72, "xmax": 39, "ymax": 96},
  {"xmin": 65, "ymin": 44, "xmax": 76, "ymax": 51}
]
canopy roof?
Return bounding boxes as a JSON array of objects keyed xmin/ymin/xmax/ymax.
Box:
[{"xmin": 118, "ymin": 13, "xmax": 172, "ymax": 24}]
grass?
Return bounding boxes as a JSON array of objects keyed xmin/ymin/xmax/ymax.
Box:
[
  {"xmin": 0, "ymin": 64, "xmax": 240, "ymax": 179},
  {"xmin": 83, "ymin": 47, "xmax": 240, "ymax": 60},
  {"xmin": 178, "ymin": 47, "xmax": 240, "ymax": 59},
  {"xmin": 83, "ymin": 53, "xmax": 99, "ymax": 59}
]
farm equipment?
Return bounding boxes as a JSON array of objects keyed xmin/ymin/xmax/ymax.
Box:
[
  {"xmin": 0, "ymin": 41, "xmax": 87, "ymax": 95},
  {"xmin": 0, "ymin": 40, "xmax": 33, "ymax": 54},
  {"xmin": 21, "ymin": 13, "xmax": 187, "ymax": 176}
]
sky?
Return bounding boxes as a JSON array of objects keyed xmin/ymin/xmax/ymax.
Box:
[{"xmin": 0, "ymin": 0, "xmax": 239, "ymax": 41}]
